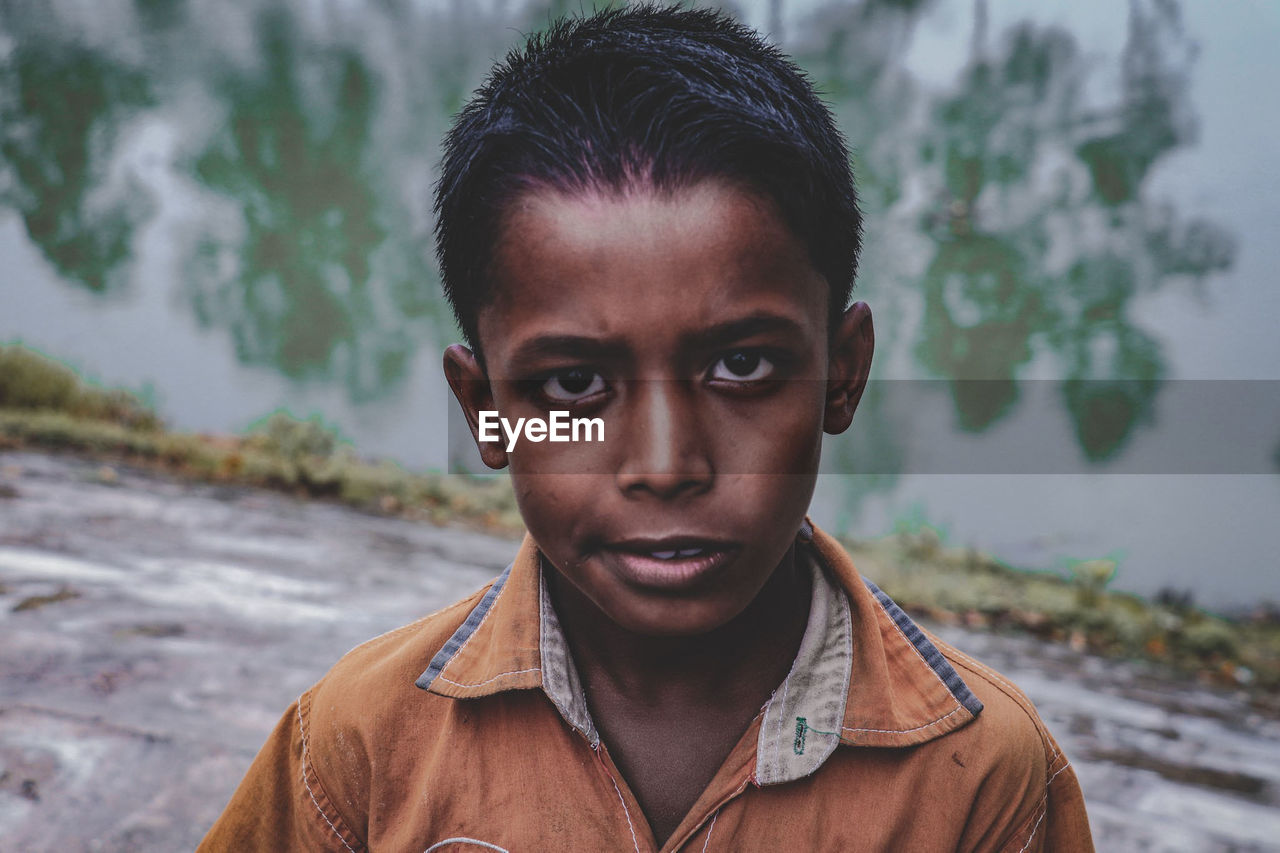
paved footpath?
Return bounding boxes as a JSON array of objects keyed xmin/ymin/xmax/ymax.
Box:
[{"xmin": 1, "ymin": 451, "xmax": 1277, "ymax": 851}]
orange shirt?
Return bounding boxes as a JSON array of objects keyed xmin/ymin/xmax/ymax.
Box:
[{"xmin": 199, "ymin": 522, "xmax": 1094, "ymax": 852}]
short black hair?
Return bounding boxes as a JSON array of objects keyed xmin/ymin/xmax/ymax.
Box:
[{"xmin": 433, "ymin": 3, "xmax": 862, "ymax": 351}]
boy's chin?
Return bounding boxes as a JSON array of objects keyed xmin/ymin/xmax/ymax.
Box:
[{"xmin": 600, "ymin": 595, "xmax": 752, "ymax": 639}]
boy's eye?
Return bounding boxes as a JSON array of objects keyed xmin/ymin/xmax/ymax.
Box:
[
  {"xmin": 541, "ymin": 368, "xmax": 606, "ymax": 403},
  {"xmin": 709, "ymin": 350, "xmax": 774, "ymax": 383}
]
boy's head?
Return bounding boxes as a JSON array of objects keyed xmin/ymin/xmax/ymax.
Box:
[
  {"xmin": 434, "ymin": 4, "xmax": 862, "ymax": 352},
  {"xmin": 439, "ymin": 4, "xmax": 874, "ymax": 638}
]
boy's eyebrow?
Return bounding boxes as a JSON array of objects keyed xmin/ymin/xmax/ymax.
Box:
[
  {"xmin": 693, "ymin": 313, "xmax": 809, "ymax": 347},
  {"xmin": 506, "ymin": 334, "xmax": 628, "ymax": 365},
  {"xmin": 504, "ymin": 313, "xmax": 809, "ymax": 367}
]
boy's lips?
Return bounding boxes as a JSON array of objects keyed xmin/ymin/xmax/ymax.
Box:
[{"xmin": 599, "ymin": 536, "xmax": 739, "ymax": 591}]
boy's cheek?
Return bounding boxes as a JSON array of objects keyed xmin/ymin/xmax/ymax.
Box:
[
  {"xmin": 509, "ymin": 474, "xmax": 608, "ymax": 558},
  {"xmin": 708, "ymin": 398, "xmax": 827, "ymax": 474},
  {"xmin": 507, "ymin": 433, "xmax": 613, "ymax": 474}
]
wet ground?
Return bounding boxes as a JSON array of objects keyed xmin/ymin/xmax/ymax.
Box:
[{"xmin": 1, "ymin": 451, "xmax": 1277, "ymax": 852}]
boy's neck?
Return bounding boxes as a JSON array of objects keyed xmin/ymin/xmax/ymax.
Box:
[{"xmin": 546, "ymin": 542, "xmax": 813, "ymax": 845}]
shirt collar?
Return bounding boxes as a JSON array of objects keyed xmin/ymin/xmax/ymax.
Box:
[
  {"xmin": 416, "ymin": 520, "xmax": 983, "ymax": 784},
  {"xmin": 537, "ymin": 562, "xmax": 599, "ymax": 745},
  {"xmin": 753, "ymin": 530, "xmax": 854, "ymax": 784}
]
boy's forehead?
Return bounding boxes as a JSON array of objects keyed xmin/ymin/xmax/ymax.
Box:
[
  {"xmin": 504, "ymin": 180, "xmax": 771, "ymax": 241},
  {"xmin": 478, "ymin": 180, "xmax": 829, "ymax": 352}
]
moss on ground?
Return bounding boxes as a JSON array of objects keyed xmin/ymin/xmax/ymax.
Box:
[
  {"xmin": 849, "ymin": 531, "xmax": 1279, "ymax": 694},
  {"xmin": 0, "ymin": 345, "xmax": 160, "ymax": 430},
  {"xmin": 0, "ymin": 345, "xmax": 522, "ymax": 534}
]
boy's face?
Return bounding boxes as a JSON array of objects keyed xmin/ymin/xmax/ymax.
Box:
[{"xmin": 445, "ymin": 180, "xmax": 873, "ymax": 637}]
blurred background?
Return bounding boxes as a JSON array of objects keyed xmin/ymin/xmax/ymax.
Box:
[
  {"xmin": 3, "ymin": 0, "xmax": 1277, "ymax": 611},
  {"xmin": 2, "ymin": 0, "xmax": 1279, "ymax": 848}
]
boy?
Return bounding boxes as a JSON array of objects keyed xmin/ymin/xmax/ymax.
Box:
[{"xmin": 200, "ymin": 5, "xmax": 1093, "ymax": 851}]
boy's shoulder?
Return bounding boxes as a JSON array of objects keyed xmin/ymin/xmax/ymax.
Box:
[
  {"xmin": 197, "ymin": 574, "xmax": 521, "ymax": 853},
  {"xmin": 947, "ymin": 639, "xmax": 1091, "ymax": 850},
  {"xmin": 805, "ymin": 524, "xmax": 1092, "ymax": 850},
  {"xmin": 935, "ymin": 634, "xmax": 1061, "ymax": 779},
  {"xmin": 310, "ymin": 579, "xmax": 494, "ymax": 722},
  {"xmin": 935, "ymin": 635, "xmax": 1061, "ymax": 763},
  {"xmin": 894, "ymin": 633, "xmax": 1087, "ymax": 851}
]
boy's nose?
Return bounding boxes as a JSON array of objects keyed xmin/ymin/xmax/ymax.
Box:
[{"xmin": 614, "ymin": 380, "xmax": 713, "ymax": 500}]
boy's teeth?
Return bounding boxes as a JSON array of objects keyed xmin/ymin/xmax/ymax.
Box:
[{"xmin": 646, "ymin": 548, "xmax": 705, "ymax": 560}]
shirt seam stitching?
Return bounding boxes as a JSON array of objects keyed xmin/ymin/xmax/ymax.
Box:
[
  {"xmin": 1011, "ymin": 762, "xmax": 1075, "ymax": 852},
  {"xmin": 297, "ymin": 691, "xmax": 364, "ymax": 853},
  {"xmin": 690, "ymin": 775, "xmax": 751, "ymax": 848},
  {"xmin": 840, "ymin": 704, "xmax": 965, "ymax": 736},
  {"xmin": 434, "ymin": 666, "xmax": 543, "ymax": 688},
  {"xmin": 424, "ymin": 838, "xmax": 510, "ymax": 853},
  {"xmin": 765, "ymin": 666, "xmax": 795, "ymax": 779},
  {"xmin": 597, "ymin": 753, "xmax": 642, "ymax": 853},
  {"xmin": 700, "ymin": 809, "xmax": 720, "ymax": 852},
  {"xmin": 946, "ymin": 653, "xmax": 1033, "ymax": 714}
]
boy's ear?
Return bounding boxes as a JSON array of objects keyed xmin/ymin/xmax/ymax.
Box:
[
  {"xmin": 824, "ymin": 301, "xmax": 874, "ymax": 435},
  {"xmin": 443, "ymin": 344, "xmax": 509, "ymax": 470}
]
